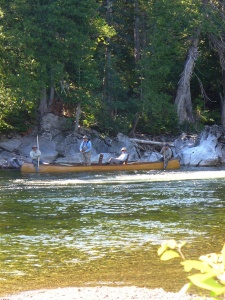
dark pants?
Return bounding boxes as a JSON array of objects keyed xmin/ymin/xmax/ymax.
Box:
[
  {"xmin": 82, "ymin": 151, "xmax": 91, "ymax": 165},
  {"xmin": 109, "ymin": 158, "xmax": 123, "ymax": 165},
  {"xmin": 32, "ymin": 159, "xmax": 43, "ymax": 172}
]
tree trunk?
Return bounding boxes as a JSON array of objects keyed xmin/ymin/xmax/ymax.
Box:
[
  {"xmin": 74, "ymin": 103, "xmax": 81, "ymax": 133},
  {"xmin": 175, "ymin": 0, "xmax": 209, "ymax": 125},
  {"xmin": 130, "ymin": 138, "xmax": 173, "ymax": 146},
  {"xmin": 103, "ymin": 0, "xmax": 113, "ymax": 112},
  {"xmin": 39, "ymin": 88, "xmax": 48, "ymax": 117},
  {"xmin": 221, "ymin": 70, "xmax": 225, "ymax": 126},
  {"xmin": 209, "ymin": 33, "xmax": 225, "ymax": 126},
  {"xmin": 129, "ymin": 112, "xmax": 140, "ymax": 137},
  {"xmin": 134, "ymin": 0, "xmax": 140, "ymax": 63},
  {"xmin": 221, "ymin": 94, "xmax": 225, "ymax": 127},
  {"xmin": 129, "ymin": 0, "xmax": 142, "ymax": 136},
  {"xmin": 49, "ymin": 86, "xmax": 54, "ymax": 108},
  {"xmin": 174, "ymin": 35, "xmax": 199, "ymax": 124}
]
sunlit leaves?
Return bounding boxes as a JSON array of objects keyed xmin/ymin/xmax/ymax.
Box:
[
  {"xmin": 158, "ymin": 241, "xmax": 225, "ymax": 297},
  {"xmin": 188, "ymin": 273, "xmax": 225, "ymax": 296},
  {"xmin": 181, "ymin": 260, "xmax": 214, "ymax": 273},
  {"xmin": 160, "ymin": 250, "xmax": 180, "ymax": 261}
]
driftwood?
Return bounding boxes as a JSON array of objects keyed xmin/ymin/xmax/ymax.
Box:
[{"xmin": 130, "ymin": 138, "xmax": 173, "ymax": 147}]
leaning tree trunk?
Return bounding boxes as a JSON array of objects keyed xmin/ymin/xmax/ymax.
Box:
[
  {"xmin": 175, "ymin": 35, "xmax": 199, "ymax": 124},
  {"xmin": 175, "ymin": 0, "xmax": 209, "ymax": 125}
]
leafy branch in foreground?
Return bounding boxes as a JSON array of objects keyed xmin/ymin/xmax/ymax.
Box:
[{"xmin": 158, "ymin": 240, "xmax": 225, "ymax": 299}]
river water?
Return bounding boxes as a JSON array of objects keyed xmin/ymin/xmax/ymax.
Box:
[{"xmin": 1, "ymin": 167, "xmax": 225, "ymax": 296}]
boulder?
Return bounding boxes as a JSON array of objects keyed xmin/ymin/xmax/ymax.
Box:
[
  {"xmin": 18, "ymin": 136, "xmax": 58, "ymax": 163},
  {"xmin": 173, "ymin": 132, "xmax": 197, "ymax": 153},
  {"xmin": 108, "ymin": 133, "xmax": 140, "ymax": 161},
  {"xmin": 0, "ymin": 151, "xmax": 23, "ymax": 169},
  {"xmin": 0, "ymin": 139, "xmax": 22, "ymax": 152},
  {"xmin": 141, "ymin": 151, "xmax": 162, "ymax": 162},
  {"xmin": 175, "ymin": 125, "xmax": 224, "ymax": 166},
  {"xmin": 41, "ymin": 113, "xmax": 71, "ymax": 138}
]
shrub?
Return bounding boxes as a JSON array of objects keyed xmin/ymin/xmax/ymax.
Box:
[{"xmin": 158, "ymin": 240, "xmax": 225, "ymax": 299}]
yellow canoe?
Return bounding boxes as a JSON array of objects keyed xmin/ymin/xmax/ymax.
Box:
[{"xmin": 20, "ymin": 159, "xmax": 180, "ymax": 173}]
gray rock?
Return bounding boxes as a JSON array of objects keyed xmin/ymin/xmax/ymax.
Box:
[
  {"xmin": 2, "ymin": 113, "xmax": 225, "ymax": 169},
  {"xmin": 175, "ymin": 125, "xmax": 225, "ymax": 166},
  {"xmin": 141, "ymin": 151, "xmax": 162, "ymax": 162},
  {"xmin": 41, "ymin": 113, "xmax": 71, "ymax": 136},
  {"xmin": 0, "ymin": 139, "xmax": 22, "ymax": 152}
]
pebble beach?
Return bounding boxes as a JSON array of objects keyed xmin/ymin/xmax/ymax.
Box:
[{"xmin": 0, "ymin": 287, "xmax": 213, "ymax": 300}]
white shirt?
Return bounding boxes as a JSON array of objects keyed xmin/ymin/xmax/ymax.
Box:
[
  {"xmin": 117, "ymin": 152, "xmax": 128, "ymax": 161},
  {"xmin": 30, "ymin": 149, "xmax": 41, "ymax": 160}
]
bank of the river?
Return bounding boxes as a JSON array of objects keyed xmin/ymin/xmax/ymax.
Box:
[{"xmin": 1, "ymin": 287, "xmax": 214, "ymax": 300}]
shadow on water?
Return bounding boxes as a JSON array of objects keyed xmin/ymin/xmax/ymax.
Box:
[{"xmin": 1, "ymin": 167, "xmax": 225, "ymax": 296}]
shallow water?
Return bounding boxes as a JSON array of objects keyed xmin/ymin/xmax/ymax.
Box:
[{"xmin": 1, "ymin": 167, "xmax": 225, "ymax": 296}]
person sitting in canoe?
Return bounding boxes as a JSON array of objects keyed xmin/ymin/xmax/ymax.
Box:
[
  {"xmin": 160, "ymin": 143, "xmax": 173, "ymax": 169},
  {"xmin": 80, "ymin": 135, "xmax": 92, "ymax": 166},
  {"xmin": 108, "ymin": 147, "xmax": 129, "ymax": 165},
  {"xmin": 30, "ymin": 145, "xmax": 42, "ymax": 172}
]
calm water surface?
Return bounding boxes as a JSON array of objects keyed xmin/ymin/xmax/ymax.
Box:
[{"xmin": 1, "ymin": 167, "xmax": 225, "ymax": 296}]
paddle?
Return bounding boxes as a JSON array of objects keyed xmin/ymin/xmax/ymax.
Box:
[
  {"xmin": 163, "ymin": 151, "xmax": 167, "ymax": 170},
  {"xmin": 37, "ymin": 135, "xmax": 40, "ymax": 172}
]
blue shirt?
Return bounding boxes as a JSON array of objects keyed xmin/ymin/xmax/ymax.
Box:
[{"xmin": 80, "ymin": 140, "xmax": 92, "ymax": 153}]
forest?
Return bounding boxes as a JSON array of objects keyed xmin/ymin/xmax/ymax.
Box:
[{"xmin": 0, "ymin": 0, "xmax": 225, "ymax": 136}]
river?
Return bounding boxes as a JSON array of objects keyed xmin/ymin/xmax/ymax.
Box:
[{"xmin": 1, "ymin": 167, "xmax": 225, "ymax": 296}]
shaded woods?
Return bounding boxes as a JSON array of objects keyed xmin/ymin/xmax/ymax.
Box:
[{"xmin": 0, "ymin": 0, "xmax": 225, "ymax": 136}]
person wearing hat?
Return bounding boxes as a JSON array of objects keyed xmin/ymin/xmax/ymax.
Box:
[
  {"xmin": 30, "ymin": 145, "xmax": 42, "ymax": 172},
  {"xmin": 108, "ymin": 147, "xmax": 128, "ymax": 165},
  {"xmin": 80, "ymin": 135, "xmax": 92, "ymax": 165},
  {"xmin": 160, "ymin": 143, "xmax": 173, "ymax": 169}
]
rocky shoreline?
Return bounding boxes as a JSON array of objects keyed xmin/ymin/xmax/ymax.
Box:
[
  {"xmin": 1, "ymin": 113, "xmax": 225, "ymax": 169},
  {"xmin": 0, "ymin": 287, "xmax": 214, "ymax": 300}
]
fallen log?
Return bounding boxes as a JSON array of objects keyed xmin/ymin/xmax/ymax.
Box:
[{"xmin": 130, "ymin": 138, "xmax": 174, "ymax": 147}]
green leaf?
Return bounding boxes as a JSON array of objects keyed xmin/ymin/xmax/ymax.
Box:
[
  {"xmin": 160, "ymin": 250, "xmax": 180, "ymax": 261},
  {"xmin": 188, "ymin": 273, "xmax": 225, "ymax": 296},
  {"xmin": 181, "ymin": 260, "xmax": 214, "ymax": 273},
  {"xmin": 157, "ymin": 245, "xmax": 168, "ymax": 256}
]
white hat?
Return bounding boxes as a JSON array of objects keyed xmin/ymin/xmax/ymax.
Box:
[{"xmin": 121, "ymin": 147, "xmax": 127, "ymax": 151}]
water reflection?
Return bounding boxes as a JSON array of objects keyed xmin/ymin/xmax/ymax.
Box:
[{"xmin": 1, "ymin": 167, "xmax": 225, "ymax": 295}]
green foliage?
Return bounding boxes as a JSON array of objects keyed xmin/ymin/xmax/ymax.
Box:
[
  {"xmin": 93, "ymin": 110, "xmax": 132, "ymax": 136},
  {"xmin": 0, "ymin": 0, "xmax": 107, "ymax": 132},
  {"xmin": 136, "ymin": 0, "xmax": 198, "ymax": 134},
  {"xmin": 0, "ymin": 78, "xmax": 36, "ymax": 132},
  {"xmin": 5, "ymin": 110, "xmax": 35, "ymax": 133},
  {"xmin": 136, "ymin": 93, "xmax": 179, "ymax": 134},
  {"xmin": 0, "ymin": 0, "xmax": 225, "ymax": 134},
  {"xmin": 158, "ymin": 240, "xmax": 225, "ymax": 299}
]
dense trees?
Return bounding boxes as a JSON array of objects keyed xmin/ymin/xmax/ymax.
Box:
[{"xmin": 0, "ymin": 0, "xmax": 225, "ymax": 135}]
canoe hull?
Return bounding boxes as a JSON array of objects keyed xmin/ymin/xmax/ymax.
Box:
[{"xmin": 20, "ymin": 159, "xmax": 180, "ymax": 173}]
